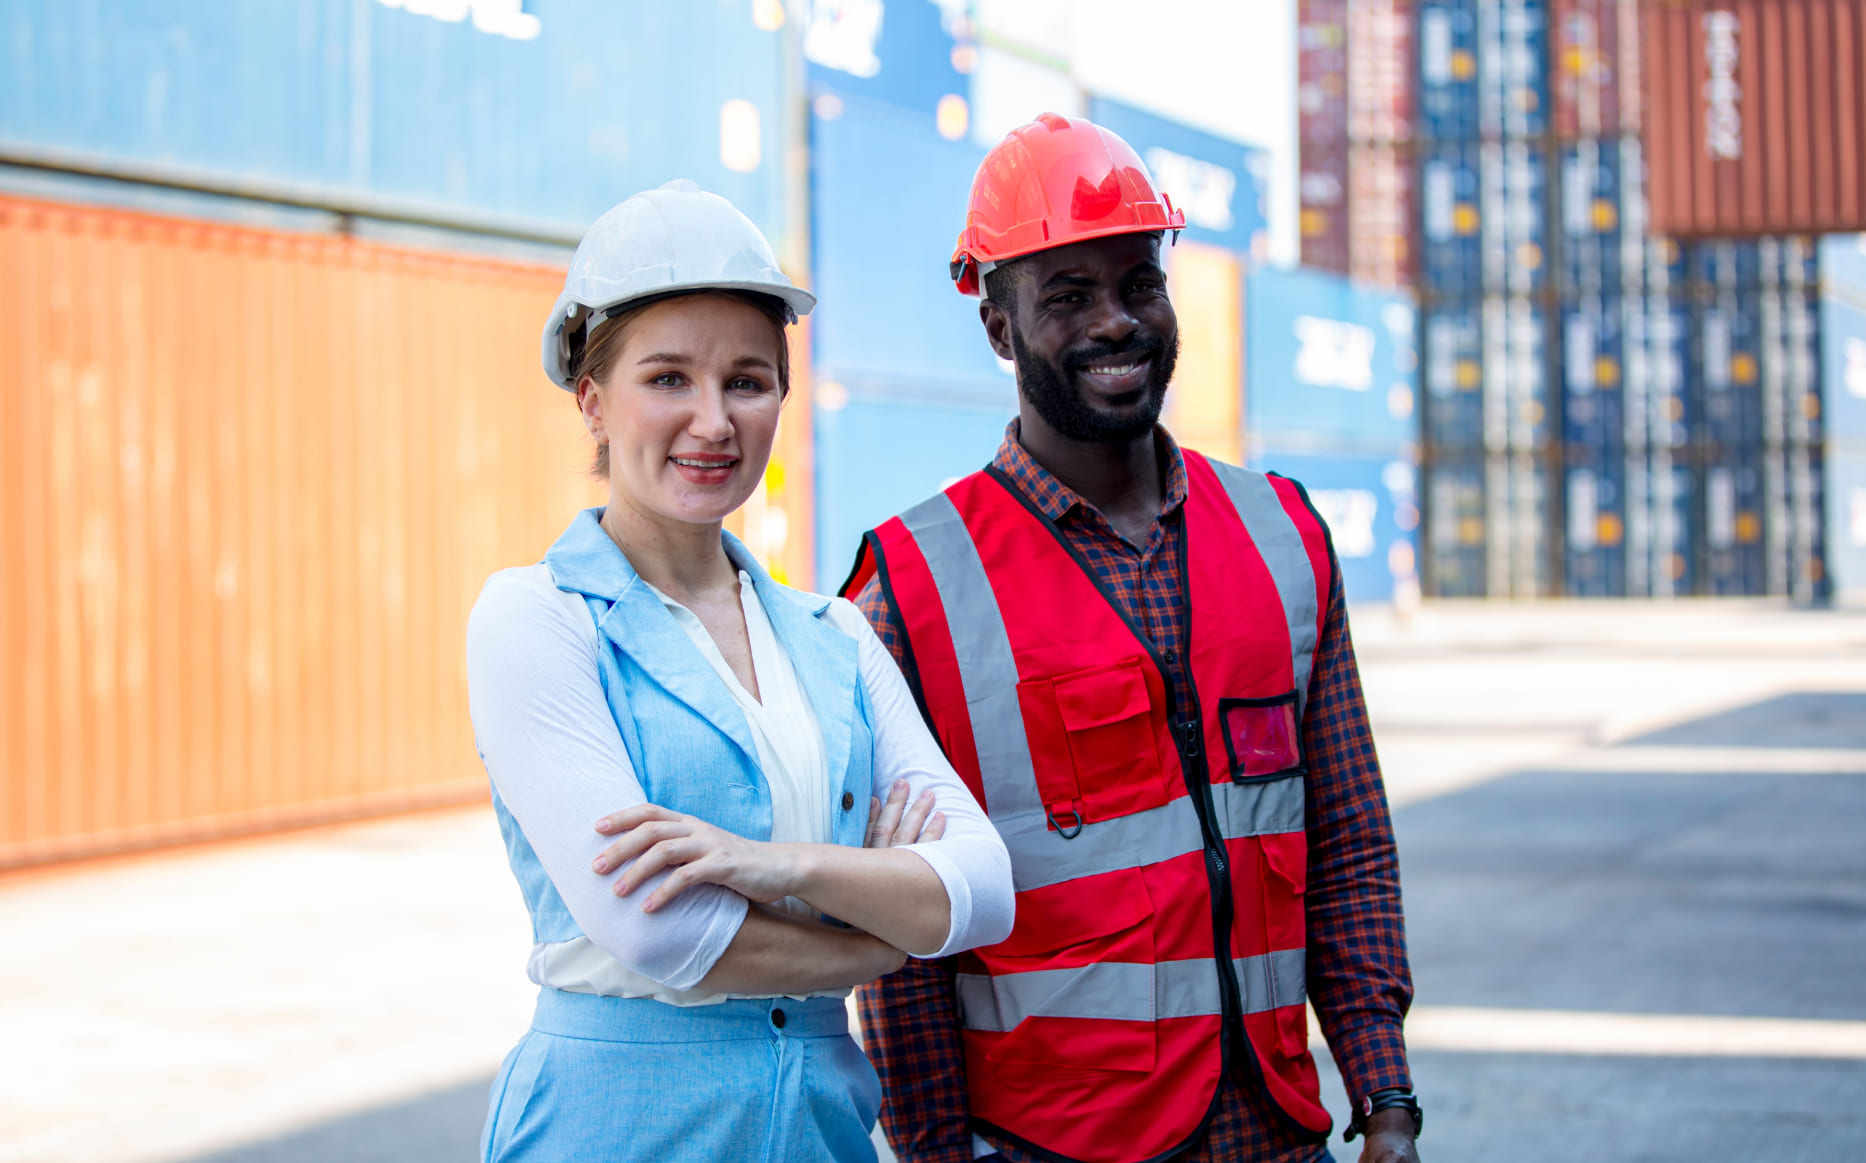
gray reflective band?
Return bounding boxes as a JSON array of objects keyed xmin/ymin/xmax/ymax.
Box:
[
  {"xmin": 1000, "ymin": 774, "xmax": 1305, "ymax": 893},
  {"xmin": 1206, "ymin": 462, "xmax": 1322, "ymax": 719},
  {"xmin": 957, "ymin": 950, "xmax": 1308, "ymax": 1031},
  {"xmin": 898, "ymin": 493, "xmax": 1043, "ymax": 821}
]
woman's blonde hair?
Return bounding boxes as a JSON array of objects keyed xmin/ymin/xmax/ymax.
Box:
[{"xmin": 568, "ymin": 290, "xmax": 793, "ymax": 479}]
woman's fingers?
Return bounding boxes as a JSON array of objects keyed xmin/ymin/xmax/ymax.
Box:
[
  {"xmin": 612, "ymin": 835, "xmax": 707, "ymax": 896},
  {"xmin": 922, "ymin": 811, "xmax": 947, "ymax": 842},
  {"xmin": 893, "ymin": 790, "xmax": 937, "ymax": 845},
  {"xmin": 864, "ymin": 796, "xmax": 883, "ymax": 847},
  {"xmin": 594, "ymin": 803, "xmax": 681, "ymax": 835},
  {"xmin": 591, "ymin": 818, "xmax": 690, "ymax": 874},
  {"xmin": 640, "ymin": 856, "xmax": 724, "ymax": 913},
  {"xmin": 873, "ymin": 779, "xmax": 909, "ymax": 846}
]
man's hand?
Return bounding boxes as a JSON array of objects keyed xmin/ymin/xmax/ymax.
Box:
[{"xmin": 1356, "ymin": 1108, "xmax": 1421, "ymax": 1163}]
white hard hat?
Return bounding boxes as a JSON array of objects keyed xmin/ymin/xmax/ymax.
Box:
[{"xmin": 542, "ymin": 180, "xmax": 815, "ymax": 390}]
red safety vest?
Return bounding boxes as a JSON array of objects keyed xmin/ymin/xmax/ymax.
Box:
[{"xmin": 844, "ymin": 450, "xmax": 1335, "ymax": 1163}]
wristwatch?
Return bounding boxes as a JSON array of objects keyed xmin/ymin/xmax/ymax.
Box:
[{"xmin": 1344, "ymin": 1088, "xmax": 1423, "ymax": 1141}]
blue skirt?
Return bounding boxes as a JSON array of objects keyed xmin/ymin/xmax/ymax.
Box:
[{"xmin": 482, "ymin": 989, "xmax": 881, "ymax": 1163}]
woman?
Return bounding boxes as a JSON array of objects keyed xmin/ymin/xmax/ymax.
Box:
[{"xmin": 466, "ymin": 182, "xmax": 1014, "ymax": 1162}]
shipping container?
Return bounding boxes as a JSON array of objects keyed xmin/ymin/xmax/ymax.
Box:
[
  {"xmin": 1483, "ymin": 295, "xmax": 1554, "ymax": 450},
  {"xmin": 1477, "ymin": 0, "xmax": 1551, "ymax": 140},
  {"xmin": 1819, "ymin": 232, "xmax": 1866, "ymax": 295},
  {"xmin": 0, "ymin": 193, "xmax": 610, "ymax": 870},
  {"xmin": 1088, "ymin": 97, "xmax": 1271, "ymax": 257},
  {"xmin": 1642, "ymin": 0, "xmax": 1866, "ymax": 236},
  {"xmin": 1299, "ymin": 0, "xmax": 1352, "ymax": 147},
  {"xmin": 1419, "ymin": 0, "xmax": 1482, "ymax": 141},
  {"xmin": 1246, "ymin": 447, "xmax": 1422, "ymax": 605},
  {"xmin": 969, "ymin": 44, "xmax": 1087, "ymax": 147},
  {"xmin": 1625, "ymin": 448, "xmax": 1696, "ymax": 596},
  {"xmin": 1824, "ymin": 442, "xmax": 1866, "ymax": 600},
  {"xmin": 810, "ymin": 93, "xmax": 1004, "ymax": 400},
  {"xmin": 814, "ymin": 391, "xmax": 1018, "ymax": 589},
  {"xmin": 1697, "ymin": 288, "xmax": 1767, "ymax": 450},
  {"xmin": 1348, "ymin": 0, "xmax": 1416, "ymax": 144},
  {"xmin": 1424, "ymin": 452, "xmax": 1553, "ymax": 595},
  {"xmin": 1348, "ymin": 142, "xmax": 1417, "ymax": 287},
  {"xmin": 1424, "ymin": 301, "xmax": 1487, "ymax": 451},
  {"xmin": 1420, "ymin": 141, "xmax": 1484, "ymax": 295},
  {"xmin": 1552, "ymin": 0, "xmax": 1641, "ymax": 138},
  {"xmin": 1819, "ymin": 274, "xmax": 1866, "ymax": 444},
  {"xmin": 1164, "ymin": 243, "xmax": 1244, "ymax": 465},
  {"xmin": 1479, "ymin": 140, "xmax": 1549, "ymax": 295},
  {"xmin": 0, "ymin": 0, "xmax": 793, "ymax": 243},
  {"xmin": 1300, "ymin": 143, "xmax": 1355, "ymax": 274},
  {"xmin": 1561, "ymin": 295, "xmax": 1627, "ymax": 448},
  {"xmin": 1245, "ymin": 266, "xmax": 1419, "ymax": 453},
  {"xmin": 1563, "ymin": 446, "xmax": 1629, "ymax": 595},
  {"xmin": 1702, "ymin": 445, "xmax": 1768, "ymax": 595},
  {"xmin": 1559, "ymin": 137, "xmax": 1628, "ymax": 292},
  {"xmin": 1624, "ymin": 297, "xmax": 1694, "ymax": 448},
  {"xmin": 806, "ymin": 0, "xmax": 975, "ymax": 126}
]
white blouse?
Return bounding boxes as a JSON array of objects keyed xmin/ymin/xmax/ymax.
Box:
[{"xmin": 466, "ymin": 563, "xmax": 1014, "ymax": 1006}]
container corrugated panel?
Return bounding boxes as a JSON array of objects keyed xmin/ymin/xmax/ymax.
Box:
[
  {"xmin": 1625, "ymin": 450, "xmax": 1697, "ymax": 596},
  {"xmin": 1483, "ymin": 295, "xmax": 1554, "ymax": 451},
  {"xmin": 1561, "ymin": 295, "xmax": 1627, "ymax": 448},
  {"xmin": 1819, "ymin": 232, "xmax": 1866, "ymax": 295},
  {"xmin": 1348, "ymin": 0, "xmax": 1416, "ymax": 144},
  {"xmin": 0, "ymin": 194, "xmax": 599, "ymax": 870},
  {"xmin": 1819, "ymin": 276, "xmax": 1866, "ymax": 443},
  {"xmin": 1824, "ymin": 443, "xmax": 1866, "ymax": 599},
  {"xmin": 1697, "ymin": 288, "xmax": 1766, "ymax": 450},
  {"xmin": 810, "ymin": 94, "xmax": 1003, "ymax": 400},
  {"xmin": 1420, "ymin": 142, "xmax": 1484, "ymax": 296},
  {"xmin": 1424, "ymin": 302, "xmax": 1487, "ymax": 450},
  {"xmin": 1552, "ymin": 0, "xmax": 1641, "ymax": 138},
  {"xmin": 1163, "ymin": 243, "xmax": 1244, "ymax": 466},
  {"xmin": 1624, "ymin": 297, "xmax": 1694, "ymax": 448},
  {"xmin": 1424, "ymin": 452, "xmax": 1553, "ymax": 595},
  {"xmin": 1299, "ymin": 0, "xmax": 1352, "ymax": 147},
  {"xmin": 1247, "ymin": 447, "xmax": 1422, "ymax": 605},
  {"xmin": 814, "ymin": 393, "xmax": 1017, "ymax": 589},
  {"xmin": 1477, "ymin": 0, "xmax": 1551, "ymax": 140},
  {"xmin": 1419, "ymin": 0, "xmax": 1482, "ymax": 141},
  {"xmin": 1300, "ymin": 143, "xmax": 1354, "ymax": 274},
  {"xmin": 1563, "ymin": 446, "xmax": 1629, "ymax": 595},
  {"xmin": 1642, "ymin": 0, "xmax": 1866, "ymax": 236},
  {"xmin": 805, "ymin": 0, "xmax": 972, "ymax": 124},
  {"xmin": 1244, "ymin": 266, "xmax": 1419, "ymax": 453},
  {"xmin": 1087, "ymin": 97, "xmax": 1271, "ymax": 257},
  {"xmin": 1348, "ymin": 143, "xmax": 1417, "ymax": 288},
  {"xmin": 0, "ymin": 0, "xmax": 793, "ymax": 241},
  {"xmin": 1479, "ymin": 140, "xmax": 1549, "ymax": 296},
  {"xmin": 1558, "ymin": 138, "xmax": 1626, "ymax": 293},
  {"xmin": 1702, "ymin": 445, "xmax": 1769, "ymax": 594}
]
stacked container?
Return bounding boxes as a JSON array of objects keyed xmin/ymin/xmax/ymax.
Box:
[
  {"xmin": 1246, "ymin": 268, "xmax": 1423, "ymax": 604},
  {"xmin": 1299, "ymin": 0, "xmax": 1416, "ymax": 288},
  {"xmin": 1820, "ymin": 236, "xmax": 1866, "ymax": 602}
]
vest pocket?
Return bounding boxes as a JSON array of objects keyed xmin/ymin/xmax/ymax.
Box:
[
  {"xmin": 1018, "ymin": 657, "xmax": 1170, "ymax": 828},
  {"xmin": 1217, "ymin": 692, "xmax": 1305, "ymax": 783}
]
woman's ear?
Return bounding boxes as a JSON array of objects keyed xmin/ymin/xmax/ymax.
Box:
[{"xmin": 576, "ymin": 377, "xmax": 606, "ymax": 444}]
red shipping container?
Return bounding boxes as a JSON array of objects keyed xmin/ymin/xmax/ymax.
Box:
[
  {"xmin": 1644, "ymin": 0, "xmax": 1866, "ymax": 235},
  {"xmin": 1348, "ymin": 0, "xmax": 1415, "ymax": 143},
  {"xmin": 1553, "ymin": 0, "xmax": 1645, "ymax": 138},
  {"xmin": 1301, "ymin": 143, "xmax": 1354, "ymax": 273},
  {"xmin": 1299, "ymin": 0, "xmax": 1352, "ymax": 146},
  {"xmin": 1349, "ymin": 143, "xmax": 1417, "ymax": 287}
]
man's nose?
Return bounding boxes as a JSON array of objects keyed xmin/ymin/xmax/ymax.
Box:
[{"xmin": 1084, "ymin": 292, "xmax": 1139, "ymax": 344}]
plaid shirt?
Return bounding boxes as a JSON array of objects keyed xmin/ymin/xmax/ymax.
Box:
[{"xmin": 853, "ymin": 423, "xmax": 1413, "ymax": 1163}]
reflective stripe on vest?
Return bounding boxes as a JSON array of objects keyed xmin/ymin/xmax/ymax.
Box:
[
  {"xmin": 957, "ymin": 948, "xmax": 1309, "ymax": 1030},
  {"xmin": 1206, "ymin": 459, "xmax": 1323, "ymax": 720}
]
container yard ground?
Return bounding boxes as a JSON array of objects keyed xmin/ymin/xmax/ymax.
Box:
[{"xmin": 3, "ymin": 602, "xmax": 1863, "ymax": 1163}]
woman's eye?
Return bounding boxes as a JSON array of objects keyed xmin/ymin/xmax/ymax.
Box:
[
  {"xmin": 730, "ymin": 377, "xmax": 772, "ymax": 394},
  {"xmin": 651, "ymin": 372, "xmax": 683, "ymax": 387}
]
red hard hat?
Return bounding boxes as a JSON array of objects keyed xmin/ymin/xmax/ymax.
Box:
[{"xmin": 950, "ymin": 112, "xmax": 1185, "ymax": 296}]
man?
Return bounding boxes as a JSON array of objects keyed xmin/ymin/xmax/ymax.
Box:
[{"xmin": 842, "ymin": 114, "xmax": 1422, "ymax": 1163}]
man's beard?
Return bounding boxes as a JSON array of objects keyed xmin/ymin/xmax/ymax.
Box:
[{"xmin": 1009, "ymin": 324, "xmax": 1178, "ymax": 444}]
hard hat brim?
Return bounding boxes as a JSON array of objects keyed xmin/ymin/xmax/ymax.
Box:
[{"xmin": 543, "ymin": 280, "xmax": 816, "ymax": 391}]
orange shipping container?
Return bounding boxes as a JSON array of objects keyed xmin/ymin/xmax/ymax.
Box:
[
  {"xmin": 1163, "ymin": 242, "xmax": 1246, "ymax": 465},
  {"xmin": 1643, "ymin": 0, "xmax": 1866, "ymax": 235}
]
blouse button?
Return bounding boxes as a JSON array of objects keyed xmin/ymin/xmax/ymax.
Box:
[
  {"xmin": 841, "ymin": 791, "xmax": 855, "ymax": 811},
  {"xmin": 771, "ymin": 1007, "xmax": 787, "ymax": 1029}
]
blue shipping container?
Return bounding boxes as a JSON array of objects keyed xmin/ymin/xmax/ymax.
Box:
[
  {"xmin": 1626, "ymin": 452, "xmax": 1697, "ymax": 597},
  {"xmin": 1484, "ymin": 295, "xmax": 1552, "ymax": 451},
  {"xmin": 1424, "ymin": 453, "xmax": 1552, "ymax": 597},
  {"xmin": 1420, "ymin": 141, "xmax": 1483, "ymax": 297},
  {"xmin": 1563, "ymin": 448, "xmax": 1627, "ymax": 596},
  {"xmin": 815, "ymin": 392, "xmax": 1017, "ymax": 588},
  {"xmin": 1820, "ymin": 284, "xmax": 1866, "ymax": 444},
  {"xmin": 1558, "ymin": 138, "xmax": 1623, "ymax": 293},
  {"xmin": 1561, "ymin": 296, "xmax": 1625, "ymax": 449},
  {"xmin": 1088, "ymin": 96, "xmax": 1270, "ymax": 257},
  {"xmin": 1624, "ymin": 299, "xmax": 1693, "ymax": 449},
  {"xmin": 1697, "ymin": 291, "xmax": 1766, "ymax": 450},
  {"xmin": 1244, "ymin": 266, "xmax": 1419, "ymax": 452},
  {"xmin": 1418, "ymin": 0, "xmax": 1480, "ymax": 141},
  {"xmin": 1424, "ymin": 456, "xmax": 1489, "ymax": 596},
  {"xmin": 1247, "ymin": 448, "xmax": 1421, "ymax": 605},
  {"xmin": 1424, "ymin": 302, "xmax": 1485, "ymax": 451},
  {"xmin": 1825, "ymin": 444, "xmax": 1866, "ymax": 600},
  {"xmin": 1819, "ymin": 233, "xmax": 1866, "ymax": 296},
  {"xmin": 804, "ymin": 0, "xmax": 971, "ymax": 123},
  {"xmin": 1687, "ymin": 239, "xmax": 1764, "ymax": 290},
  {"xmin": 0, "ymin": 0, "xmax": 792, "ymax": 240},
  {"xmin": 1702, "ymin": 446, "xmax": 1768, "ymax": 596},
  {"xmin": 811, "ymin": 93, "xmax": 1007, "ymax": 399},
  {"xmin": 1477, "ymin": 0, "xmax": 1550, "ymax": 141},
  {"xmin": 1479, "ymin": 139, "xmax": 1547, "ymax": 296}
]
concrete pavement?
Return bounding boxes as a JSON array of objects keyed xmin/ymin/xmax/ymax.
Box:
[{"xmin": 4, "ymin": 601, "xmax": 1863, "ymax": 1162}]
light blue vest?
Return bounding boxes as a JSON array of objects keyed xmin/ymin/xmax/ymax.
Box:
[{"xmin": 490, "ymin": 509, "xmax": 876, "ymax": 946}]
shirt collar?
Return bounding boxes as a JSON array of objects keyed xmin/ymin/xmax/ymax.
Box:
[
  {"xmin": 543, "ymin": 507, "xmax": 828, "ymax": 618},
  {"xmin": 989, "ymin": 419, "xmax": 1190, "ymax": 523}
]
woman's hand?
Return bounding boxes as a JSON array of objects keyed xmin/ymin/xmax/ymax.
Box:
[
  {"xmin": 592, "ymin": 806, "xmax": 798, "ymax": 911},
  {"xmin": 866, "ymin": 778, "xmax": 946, "ymax": 848}
]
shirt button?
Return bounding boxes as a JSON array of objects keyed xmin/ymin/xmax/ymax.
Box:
[
  {"xmin": 771, "ymin": 1007, "xmax": 787, "ymax": 1029},
  {"xmin": 841, "ymin": 791, "xmax": 855, "ymax": 811},
  {"xmin": 1164, "ymin": 650, "xmax": 1177, "ymax": 662}
]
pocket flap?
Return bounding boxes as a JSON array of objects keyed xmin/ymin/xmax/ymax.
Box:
[
  {"xmin": 1053, "ymin": 659, "xmax": 1151, "ymax": 731},
  {"xmin": 988, "ymin": 867, "xmax": 1155, "ymax": 961}
]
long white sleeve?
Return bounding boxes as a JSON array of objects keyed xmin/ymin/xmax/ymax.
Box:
[
  {"xmin": 823, "ymin": 599, "xmax": 1016, "ymax": 957},
  {"xmin": 466, "ymin": 566, "xmax": 747, "ymax": 992}
]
